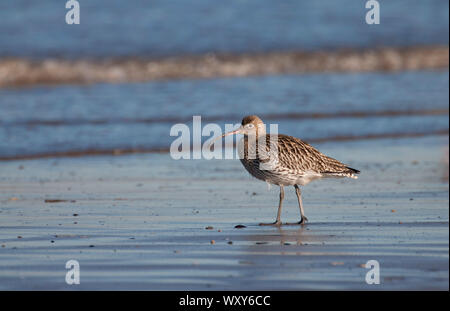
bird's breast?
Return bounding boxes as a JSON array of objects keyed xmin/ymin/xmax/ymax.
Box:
[{"xmin": 237, "ymin": 136, "xmax": 300, "ymax": 185}]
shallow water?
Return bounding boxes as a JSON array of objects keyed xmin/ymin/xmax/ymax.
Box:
[
  {"xmin": 0, "ymin": 0, "xmax": 448, "ymax": 58},
  {"xmin": 0, "ymin": 70, "xmax": 448, "ymax": 159}
]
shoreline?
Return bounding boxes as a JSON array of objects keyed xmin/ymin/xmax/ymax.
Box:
[
  {"xmin": 2, "ymin": 108, "xmax": 447, "ymax": 127},
  {"xmin": 0, "ymin": 130, "xmax": 448, "ymax": 162}
]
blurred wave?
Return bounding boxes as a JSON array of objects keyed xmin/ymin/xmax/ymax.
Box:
[{"xmin": 0, "ymin": 46, "xmax": 448, "ymax": 88}]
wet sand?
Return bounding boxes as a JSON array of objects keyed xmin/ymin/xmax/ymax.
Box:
[{"xmin": 0, "ymin": 135, "xmax": 448, "ymax": 290}]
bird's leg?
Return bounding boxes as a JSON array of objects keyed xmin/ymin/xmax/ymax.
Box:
[
  {"xmin": 285, "ymin": 185, "xmax": 308, "ymax": 225},
  {"xmin": 295, "ymin": 185, "xmax": 308, "ymax": 224},
  {"xmin": 259, "ymin": 185, "xmax": 284, "ymax": 226}
]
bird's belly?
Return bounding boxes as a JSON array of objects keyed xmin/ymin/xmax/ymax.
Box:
[
  {"xmin": 237, "ymin": 136, "xmax": 323, "ymax": 186},
  {"xmin": 240, "ymin": 158, "xmax": 301, "ymax": 186},
  {"xmin": 294, "ymin": 174, "xmax": 323, "ymax": 186}
]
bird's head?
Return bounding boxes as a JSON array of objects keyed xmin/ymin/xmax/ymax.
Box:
[
  {"xmin": 220, "ymin": 115, "xmax": 266, "ymax": 139},
  {"xmin": 240, "ymin": 115, "xmax": 266, "ymax": 136}
]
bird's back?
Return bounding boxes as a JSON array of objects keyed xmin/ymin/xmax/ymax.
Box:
[{"xmin": 238, "ymin": 134, "xmax": 359, "ymax": 186}]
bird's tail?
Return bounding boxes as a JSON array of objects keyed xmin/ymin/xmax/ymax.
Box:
[
  {"xmin": 346, "ymin": 166, "xmax": 360, "ymax": 174},
  {"xmin": 345, "ymin": 166, "xmax": 360, "ymax": 179},
  {"xmin": 322, "ymin": 167, "xmax": 360, "ymax": 179}
]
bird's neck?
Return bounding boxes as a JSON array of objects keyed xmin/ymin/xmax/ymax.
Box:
[{"xmin": 245, "ymin": 133, "xmax": 266, "ymax": 140}]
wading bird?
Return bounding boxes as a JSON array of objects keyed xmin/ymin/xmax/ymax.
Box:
[{"xmin": 218, "ymin": 115, "xmax": 359, "ymax": 226}]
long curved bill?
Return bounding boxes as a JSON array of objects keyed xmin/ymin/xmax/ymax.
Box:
[{"xmin": 209, "ymin": 127, "xmax": 242, "ymax": 148}]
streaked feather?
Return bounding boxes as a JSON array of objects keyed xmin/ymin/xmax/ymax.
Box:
[{"xmin": 238, "ymin": 134, "xmax": 359, "ymax": 186}]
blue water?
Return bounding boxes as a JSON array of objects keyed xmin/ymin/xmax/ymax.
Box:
[
  {"xmin": 0, "ymin": 1, "xmax": 448, "ymax": 159},
  {"xmin": 0, "ymin": 70, "xmax": 448, "ymax": 158},
  {"xmin": 0, "ymin": 0, "xmax": 448, "ymax": 58}
]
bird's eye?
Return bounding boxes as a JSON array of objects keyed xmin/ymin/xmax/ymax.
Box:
[{"xmin": 246, "ymin": 124, "xmax": 254, "ymax": 129}]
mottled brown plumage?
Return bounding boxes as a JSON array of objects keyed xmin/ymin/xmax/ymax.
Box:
[
  {"xmin": 241, "ymin": 133, "xmax": 359, "ymax": 184},
  {"xmin": 221, "ymin": 115, "xmax": 360, "ymax": 225}
]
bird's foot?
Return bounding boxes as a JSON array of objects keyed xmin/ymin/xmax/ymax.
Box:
[
  {"xmin": 284, "ymin": 216, "xmax": 308, "ymax": 226},
  {"xmin": 299, "ymin": 216, "xmax": 308, "ymax": 225},
  {"xmin": 259, "ymin": 220, "xmax": 282, "ymax": 226}
]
